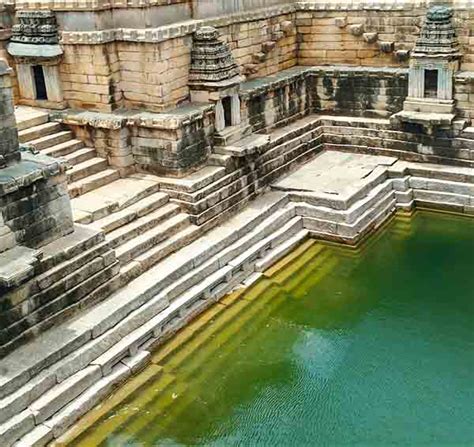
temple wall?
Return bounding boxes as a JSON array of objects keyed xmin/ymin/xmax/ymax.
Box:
[
  {"xmin": 0, "ymin": 164, "xmax": 73, "ymax": 249},
  {"xmin": 455, "ymin": 72, "xmax": 474, "ymax": 120},
  {"xmin": 0, "ymin": 1, "xmax": 472, "ymax": 118},
  {"xmin": 60, "ymin": 43, "xmax": 122, "ymax": 112},
  {"xmin": 296, "ymin": 6, "xmax": 474, "ymax": 72},
  {"xmin": 312, "ymin": 67, "xmax": 408, "ymax": 118}
]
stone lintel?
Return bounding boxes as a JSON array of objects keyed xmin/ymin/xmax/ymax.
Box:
[{"xmin": 7, "ymin": 43, "xmax": 63, "ymax": 59}]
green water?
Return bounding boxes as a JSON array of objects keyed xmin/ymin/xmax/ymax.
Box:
[{"xmin": 73, "ymin": 212, "xmax": 474, "ymax": 447}]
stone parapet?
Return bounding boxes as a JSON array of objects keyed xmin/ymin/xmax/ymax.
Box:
[{"xmin": 53, "ymin": 103, "xmax": 215, "ymax": 176}]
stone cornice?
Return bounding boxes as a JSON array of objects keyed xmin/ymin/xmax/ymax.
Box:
[
  {"xmin": 8, "ymin": 0, "xmax": 474, "ymax": 13},
  {"xmin": 1, "ymin": 2, "xmax": 472, "ymax": 45}
]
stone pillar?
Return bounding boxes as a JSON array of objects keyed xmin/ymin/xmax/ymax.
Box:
[
  {"xmin": 0, "ymin": 60, "xmax": 20, "ymax": 166},
  {"xmin": 215, "ymin": 100, "xmax": 225, "ymax": 132},
  {"xmin": 438, "ymin": 67, "xmax": 453, "ymax": 100},
  {"xmin": 231, "ymin": 94, "xmax": 241, "ymax": 126}
]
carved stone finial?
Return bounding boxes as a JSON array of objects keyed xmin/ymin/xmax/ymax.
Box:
[
  {"xmin": 11, "ymin": 10, "xmax": 59, "ymax": 45},
  {"xmin": 8, "ymin": 10, "xmax": 63, "ymax": 59},
  {"xmin": 413, "ymin": 6, "xmax": 461, "ymax": 58},
  {"xmin": 189, "ymin": 26, "xmax": 240, "ymax": 85}
]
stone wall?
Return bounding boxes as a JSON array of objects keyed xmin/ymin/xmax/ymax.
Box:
[
  {"xmin": 3, "ymin": 1, "xmax": 473, "ymax": 114},
  {"xmin": 60, "ymin": 42, "xmax": 122, "ymax": 112},
  {"xmin": 455, "ymin": 72, "xmax": 474, "ymax": 120},
  {"xmin": 55, "ymin": 103, "xmax": 215, "ymax": 176},
  {"xmin": 296, "ymin": 3, "xmax": 474, "ymax": 72},
  {"xmin": 241, "ymin": 67, "xmax": 312, "ymax": 133},
  {"xmin": 311, "ymin": 66, "xmax": 409, "ymax": 118}
]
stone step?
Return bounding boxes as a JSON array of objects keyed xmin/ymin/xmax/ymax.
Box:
[
  {"xmin": 116, "ymin": 213, "xmax": 191, "ymax": 265},
  {"xmin": 132, "ymin": 224, "xmax": 202, "ymax": 273},
  {"xmin": 29, "ymin": 366, "xmax": 101, "ymax": 425},
  {"xmin": 254, "ymin": 229, "xmax": 310, "ymax": 273},
  {"xmin": 293, "ymin": 179, "xmax": 394, "ymax": 225},
  {"xmin": 28, "ymin": 131, "xmax": 74, "ymax": 151},
  {"xmin": 18, "ymin": 122, "xmax": 62, "ymax": 144},
  {"xmin": 208, "ymin": 153, "xmax": 235, "ymax": 170},
  {"xmin": 154, "ymin": 166, "xmax": 227, "ymax": 194},
  {"xmin": 88, "ymin": 191, "xmax": 170, "ymax": 232},
  {"xmin": 285, "ymin": 165, "xmax": 389, "ymax": 211},
  {"xmin": 62, "ymin": 147, "xmax": 96, "ymax": 166},
  {"xmin": 1, "ymin": 247, "xmax": 114, "ymax": 332},
  {"xmin": 14, "ymin": 107, "xmax": 49, "ymax": 131},
  {"xmin": 71, "ymin": 174, "xmax": 163, "ymax": 224},
  {"xmin": 302, "ymin": 191, "xmax": 396, "ymax": 243},
  {"xmin": 41, "ymin": 140, "xmax": 85, "ymax": 158},
  {"xmin": 66, "ymin": 157, "xmax": 109, "ymax": 183},
  {"xmin": 391, "ymin": 162, "xmax": 474, "ymax": 184},
  {"xmin": 68, "ymin": 169, "xmax": 120, "ymax": 199},
  {"xmin": 409, "ymin": 176, "xmax": 474, "ymax": 196},
  {"xmin": 107, "ymin": 203, "xmax": 182, "ymax": 249},
  {"xmin": 1, "ymin": 260, "xmax": 121, "ymax": 358},
  {"xmin": 0, "ymin": 193, "xmax": 287, "ymax": 437}
]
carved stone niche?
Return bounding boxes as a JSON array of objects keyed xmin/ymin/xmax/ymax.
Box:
[
  {"xmin": 188, "ymin": 26, "xmax": 249, "ymax": 145},
  {"xmin": 7, "ymin": 10, "xmax": 65, "ymax": 109},
  {"xmin": 391, "ymin": 6, "xmax": 464, "ymax": 133}
]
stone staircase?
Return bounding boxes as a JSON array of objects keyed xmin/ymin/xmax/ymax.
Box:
[
  {"xmin": 14, "ymin": 107, "xmax": 202, "ymax": 293},
  {"xmin": 69, "ymin": 173, "xmax": 203, "ymax": 291},
  {"xmin": 1, "ymin": 151, "xmax": 474, "ymax": 446},
  {"xmin": 15, "ymin": 107, "xmax": 119, "ymax": 199},
  {"xmin": 155, "ymin": 115, "xmax": 325, "ymax": 227}
]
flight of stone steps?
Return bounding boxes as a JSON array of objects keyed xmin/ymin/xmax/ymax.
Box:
[
  {"xmin": 15, "ymin": 107, "xmax": 202, "ymax": 291},
  {"xmin": 1, "ymin": 154, "xmax": 474, "ymax": 446},
  {"xmin": 15, "ymin": 107, "xmax": 119, "ymax": 198},
  {"xmin": 156, "ymin": 115, "xmax": 325, "ymax": 227}
]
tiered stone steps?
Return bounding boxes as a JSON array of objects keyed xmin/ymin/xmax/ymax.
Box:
[
  {"xmin": 0, "ymin": 225, "xmax": 119, "ymax": 359},
  {"xmin": 15, "ymin": 107, "xmax": 119, "ymax": 199},
  {"xmin": 321, "ymin": 115, "xmax": 474, "ymax": 168},
  {"xmin": 0, "ymin": 192, "xmax": 311, "ymax": 446},
  {"xmin": 69, "ymin": 173, "xmax": 203, "ymax": 289},
  {"xmin": 155, "ymin": 115, "xmax": 325, "ymax": 226}
]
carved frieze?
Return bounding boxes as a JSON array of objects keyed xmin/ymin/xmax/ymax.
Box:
[{"xmin": 8, "ymin": 10, "xmax": 62, "ymax": 59}]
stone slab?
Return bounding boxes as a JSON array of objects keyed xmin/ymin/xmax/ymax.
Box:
[{"xmin": 273, "ymin": 151, "xmax": 397, "ymax": 199}]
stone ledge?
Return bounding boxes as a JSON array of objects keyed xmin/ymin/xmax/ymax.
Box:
[
  {"xmin": 0, "ymin": 246, "xmax": 40, "ymax": 288},
  {"xmin": 0, "ymin": 152, "xmax": 68, "ymax": 198},
  {"xmin": 59, "ymin": 4, "xmax": 295, "ymax": 44},
  {"xmin": 52, "ymin": 104, "xmax": 213, "ymax": 131}
]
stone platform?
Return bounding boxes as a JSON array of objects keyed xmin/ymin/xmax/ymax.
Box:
[
  {"xmin": 1, "ymin": 150, "xmax": 473, "ymax": 446},
  {"xmin": 274, "ymin": 151, "xmax": 397, "ymax": 197}
]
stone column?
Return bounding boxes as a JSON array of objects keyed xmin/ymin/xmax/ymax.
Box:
[
  {"xmin": 0, "ymin": 60, "xmax": 20, "ymax": 166},
  {"xmin": 215, "ymin": 99, "xmax": 225, "ymax": 132},
  {"xmin": 438, "ymin": 67, "xmax": 453, "ymax": 101},
  {"xmin": 231, "ymin": 94, "xmax": 241, "ymax": 126}
]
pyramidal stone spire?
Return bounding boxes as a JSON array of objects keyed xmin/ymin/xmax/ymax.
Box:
[
  {"xmin": 189, "ymin": 26, "xmax": 240, "ymax": 85},
  {"xmin": 413, "ymin": 5, "xmax": 461, "ymax": 58}
]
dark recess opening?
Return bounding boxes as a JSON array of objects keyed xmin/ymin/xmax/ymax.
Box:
[
  {"xmin": 222, "ymin": 96, "xmax": 232, "ymax": 127},
  {"xmin": 424, "ymin": 69, "xmax": 438, "ymax": 99},
  {"xmin": 32, "ymin": 65, "xmax": 48, "ymax": 100}
]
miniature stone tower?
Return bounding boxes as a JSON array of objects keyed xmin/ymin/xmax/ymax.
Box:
[
  {"xmin": 393, "ymin": 5, "xmax": 462, "ymax": 132},
  {"xmin": 7, "ymin": 10, "xmax": 65, "ymax": 109},
  {"xmin": 188, "ymin": 26, "xmax": 247, "ymax": 144}
]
